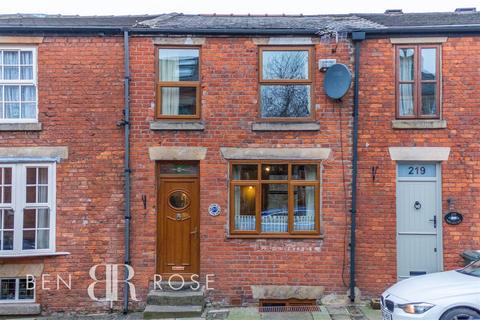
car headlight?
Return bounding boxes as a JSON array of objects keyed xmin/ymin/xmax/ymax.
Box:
[{"xmin": 398, "ymin": 302, "xmax": 434, "ymax": 314}]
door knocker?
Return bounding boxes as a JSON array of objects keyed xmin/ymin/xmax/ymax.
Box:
[
  {"xmin": 176, "ymin": 213, "xmax": 182, "ymax": 221},
  {"xmin": 414, "ymin": 201, "xmax": 422, "ymax": 210}
]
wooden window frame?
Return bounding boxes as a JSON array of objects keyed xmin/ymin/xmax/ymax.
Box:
[
  {"xmin": 395, "ymin": 44, "xmax": 441, "ymax": 119},
  {"xmin": 229, "ymin": 161, "xmax": 321, "ymax": 238},
  {"xmin": 258, "ymin": 46, "xmax": 315, "ymax": 122},
  {"xmin": 155, "ymin": 46, "xmax": 201, "ymax": 120}
]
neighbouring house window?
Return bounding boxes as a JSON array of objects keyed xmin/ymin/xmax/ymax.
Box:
[
  {"xmin": 0, "ymin": 278, "xmax": 34, "ymax": 302},
  {"xmin": 0, "ymin": 48, "xmax": 37, "ymax": 122},
  {"xmin": 259, "ymin": 47, "xmax": 313, "ymax": 120},
  {"xmin": 0, "ymin": 163, "xmax": 55, "ymax": 255},
  {"xmin": 157, "ymin": 48, "xmax": 200, "ymax": 118},
  {"xmin": 229, "ymin": 162, "xmax": 319, "ymax": 236},
  {"xmin": 396, "ymin": 45, "xmax": 440, "ymax": 118}
]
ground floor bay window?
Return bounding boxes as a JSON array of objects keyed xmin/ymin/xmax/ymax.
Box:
[{"xmin": 229, "ymin": 162, "xmax": 320, "ymax": 237}]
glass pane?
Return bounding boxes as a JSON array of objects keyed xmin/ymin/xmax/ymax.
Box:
[
  {"xmin": 161, "ymin": 87, "xmax": 197, "ymax": 116},
  {"xmin": 5, "ymin": 103, "xmax": 20, "ymax": 118},
  {"xmin": 4, "ymin": 51, "xmax": 18, "ymax": 64},
  {"xmin": 23, "ymin": 209, "xmax": 36, "ymax": 228},
  {"xmin": 38, "ymin": 168, "xmax": 48, "ymax": 184},
  {"xmin": 292, "ymin": 165, "xmax": 317, "ymax": 180},
  {"xmin": 4, "ymin": 209, "xmax": 14, "ymax": 229},
  {"xmin": 398, "ymin": 163, "xmax": 436, "ymax": 177},
  {"xmin": 421, "ymin": 83, "xmax": 437, "ymax": 115},
  {"xmin": 4, "ymin": 168, "xmax": 11, "ymax": 184},
  {"xmin": 399, "ymin": 84, "xmax": 414, "ymax": 116},
  {"xmin": 262, "ymin": 50, "xmax": 309, "ymax": 80},
  {"xmin": 21, "ymin": 86, "xmax": 36, "ymax": 101},
  {"xmin": 4, "ymin": 86, "xmax": 19, "ymax": 101},
  {"xmin": 3, "ymin": 231, "xmax": 13, "ymax": 250},
  {"xmin": 38, "ymin": 208, "xmax": 49, "ymax": 228},
  {"xmin": 3, "ymin": 187, "xmax": 11, "ymax": 203},
  {"xmin": 20, "ymin": 51, "xmax": 33, "ymax": 65},
  {"xmin": 261, "ymin": 85, "xmax": 311, "ymax": 118},
  {"xmin": 37, "ymin": 186, "xmax": 48, "ymax": 203},
  {"xmin": 19, "ymin": 278, "xmax": 34, "ymax": 300},
  {"xmin": 23, "ymin": 230, "xmax": 35, "ymax": 249},
  {"xmin": 20, "ymin": 66, "xmax": 33, "ymax": 80},
  {"xmin": 293, "ymin": 186, "xmax": 316, "ymax": 231},
  {"xmin": 159, "ymin": 49, "xmax": 199, "ymax": 81},
  {"xmin": 159, "ymin": 163, "xmax": 199, "ymax": 175},
  {"xmin": 4, "ymin": 67, "xmax": 18, "ymax": 80},
  {"xmin": 168, "ymin": 191, "xmax": 190, "ymax": 209},
  {"xmin": 421, "ymin": 48, "xmax": 436, "ymax": 80},
  {"xmin": 0, "ymin": 279, "xmax": 16, "ymax": 300},
  {"xmin": 262, "ymin": 164, "xmax": 288, "ymax": 180},
  {"xmin": 399, "ymin": 48, "xmax": 414, "ymax": 81},
  {"xmin": 233, "ymin": 185, "xmax": 256, "ymax": 231},
  {"xmin": 261, "ymin": 184, "xmax": 288, "ymax": 233},
  {"xmin": 26, "ymin": 186, "xmax": 36, "ymax": 203},
  {"xmin": 232, "ymin": 164, "xmax": 258, "ymax": 180},
  {"xmin": 37, "ymin": 230, "xmax": 49, "ymax": 249},
  {"xmin": 21, "ymin": 103, "xmax": 36, "ymax": 118},
  {"xmin": 26, "ymin": 168, "xmax": 36, "ymax": 184}
]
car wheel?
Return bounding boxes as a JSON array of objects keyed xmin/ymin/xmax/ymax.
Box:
[{"xmin": 440, "ymin": 307, "xmax": 480, "ymax": 320}]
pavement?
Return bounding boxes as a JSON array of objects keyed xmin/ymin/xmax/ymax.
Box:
[
  {"xmin": 1, "ymin": 304, "xmax": 381, "ymax": 320},
  {"xmin": 226, "ymin": 305, "xmax": 381, "ymax": 320}
]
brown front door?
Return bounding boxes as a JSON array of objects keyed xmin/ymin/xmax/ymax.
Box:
[{"xmin": 157, "ymin": 175, "xmax": 199, "ymax": 277}]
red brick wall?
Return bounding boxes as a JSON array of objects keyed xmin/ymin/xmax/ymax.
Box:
[
  {"xmin": 0, "ymin": 36, "xmax": 126, "ymax": 314},
  {"xmin": 128, "ymin": 36, "xmax": 355, "ymax": 307},
  {"xmin": 356, "ymin": 37, "xmax": 480, "ymax": 296}
]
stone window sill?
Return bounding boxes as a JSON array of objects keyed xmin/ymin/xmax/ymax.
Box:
[
  {"xmin": 0, "ymin": 123, "xmax": 42, "ymax": 131},
  {"xmin": 0, "ymin": 303, "xmax": 40, "ymax": 316},
  {"xmin": 392, "ymin": 119, "xmax": 447, "ymax": 129},
  {"xmin": 0, "ymin": 252, "xmax": 70, "ymax": 258},
  {"xmin": 252, "ymin": 121, "xmax": 320, "ymax": 131},
  {"xmin": 150, "ymin": 121, "xmax": 205, "ymax": 131}
]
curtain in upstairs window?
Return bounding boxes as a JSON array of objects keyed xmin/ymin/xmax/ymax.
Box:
[
  {"xmin": 399, "ymin": 48, "xmax": 414, "ymax": 116},
  {"xmin": 160, "ymin": 55, "xmax": 180, "ymax": 115}
]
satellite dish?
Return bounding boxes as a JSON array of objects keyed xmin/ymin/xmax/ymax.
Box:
[{"xmin": 324, "ymin": 64, "xmax": 352, "ymax": 100}]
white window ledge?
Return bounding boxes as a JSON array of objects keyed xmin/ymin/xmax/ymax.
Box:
[
  {"xmin": 0, "ymin": 123, "xmax": 42, "ymax": 131},
  {"xmin": 392, "ymin": 119, "xmax": 447, "ymax": 129},
  {"xmin": 0, "ymin": 252, "xmax": 70, "ymax": 258}
]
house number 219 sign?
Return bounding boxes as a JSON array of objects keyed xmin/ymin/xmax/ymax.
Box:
[{"xmin": 398, "ymin": 163, "xmax": 436, "ymax": 178}]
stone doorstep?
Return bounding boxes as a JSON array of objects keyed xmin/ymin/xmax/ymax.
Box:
[
  {"xmin": 0, "ymin": 303, "xmax": 41, "ymax": 316},
  {"xmin": 143, "ymin": 305, "xmax": 203, "ymax": 319},
  {"xmin": 147, "ymin": 289, "xmax": 205, "ymax": 306}
]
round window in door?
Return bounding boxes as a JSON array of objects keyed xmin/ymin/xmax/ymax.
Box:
[{"xmin": 168, "ymin": 190, "xmax": 190, "ymax": 210}]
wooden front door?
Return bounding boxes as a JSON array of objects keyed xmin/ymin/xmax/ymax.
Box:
[{"xmin": 157, "ymin": 176, "xmax": 199, "ymax": 276}]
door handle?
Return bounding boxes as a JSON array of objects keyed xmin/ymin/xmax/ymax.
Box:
[
  {"xmin": 429, "ymin": 215, "xmax": 437, "ymax": 228},
  {"xmin": 190, "ymin": 227, "xmax": 198, "ymax": 239}
]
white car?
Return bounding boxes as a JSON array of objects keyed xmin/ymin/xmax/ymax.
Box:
[{"xmin": 381, "ymin": 260, "xmax": 480, "ymax": 320}]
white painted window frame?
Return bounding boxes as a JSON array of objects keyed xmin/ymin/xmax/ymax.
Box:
[
  {"xmin": 0, "ymin": 277, "xmax": 35, "ymax": 303},
  {"xmin": 0, "ymin": 162, "xmax": 56, "ymax": 256},
  {"xmin": 0, "ymin": 45, "xmax": 38, "ymax": 123}
]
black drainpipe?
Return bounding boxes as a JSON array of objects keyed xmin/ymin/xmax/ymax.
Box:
[
  {"xmin": 349, "ymin": 31, "xmax": 365, "ymax": 302},
  {"xmin": 122, "ymin": 29, "xmax": 131, "ymax": 314}
]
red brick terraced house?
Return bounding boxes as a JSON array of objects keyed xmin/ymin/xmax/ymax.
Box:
[{"xmin": 0, "ymin": 8, "xmax": 478, "ymax": 318}]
